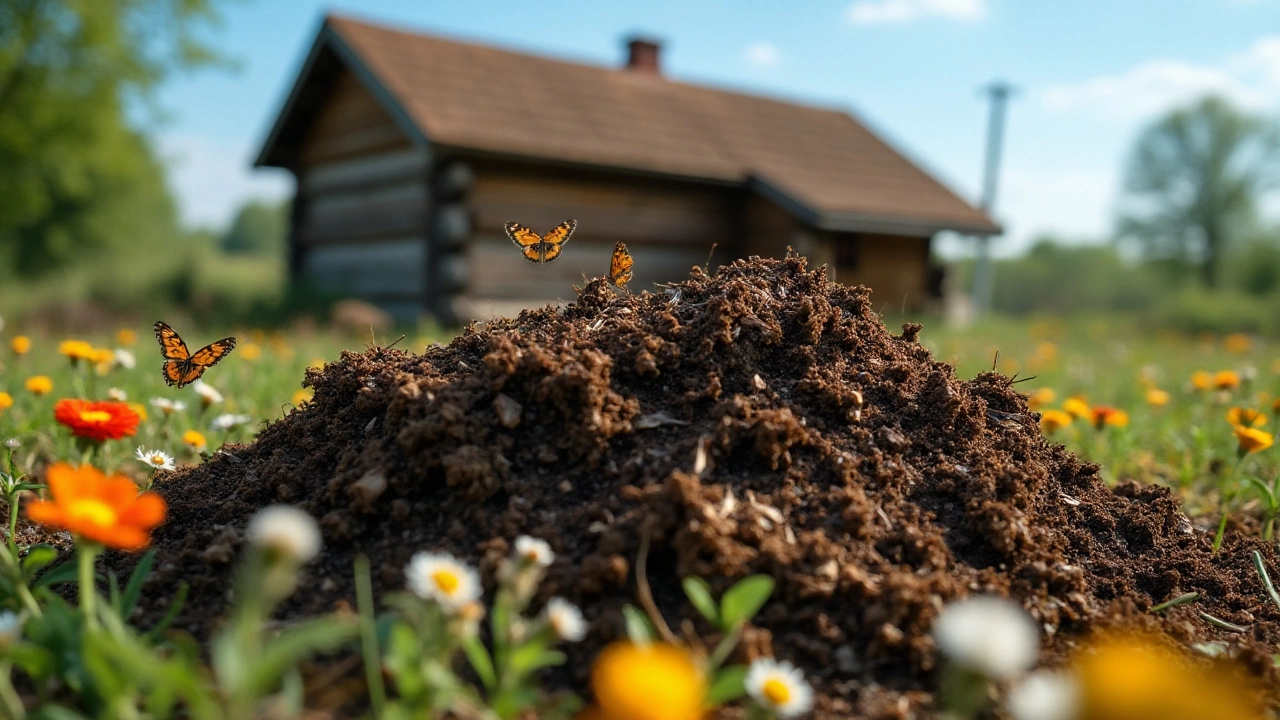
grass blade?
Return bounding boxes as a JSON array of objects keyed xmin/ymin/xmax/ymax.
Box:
[
  {"xmin": 1149, "ymin": 592, "xmax": 1199, "ymax": 614},
  {"xmin": 1252, "ymin": 550, "xmax": 1280, "ymax": 613}
]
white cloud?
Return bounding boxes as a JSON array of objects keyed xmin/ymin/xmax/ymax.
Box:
[
  {"xmin": 745, "ymin": 42, "xmax": 781, "ymax": 67},
  {"xmin": 1039, "ymin": 35, "xmax": 1280, "ymax": 119},
  {"xmin": 846, "ymin": 0, "xmax": 985, "ymax": 25},
  {"xmin": 157, "ymin": 133, "xmax": 292, "ymax": 230}
]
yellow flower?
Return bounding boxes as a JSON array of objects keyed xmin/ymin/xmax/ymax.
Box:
[
  {"xmin": 1089, "ymin": 406, "xmax": 1129, "ymax": 430},
  {"xmin": 1224, "ymin": 333, "xmax": 1251, "ymax": 354},
  {"xmin": 1226, "ymin": 407, "xmax": 1266, "ymax": 428},
  {"xmin": 1076, "ymin": 633, "xmax": 1263, "ymax": 720},
  {"xmin": 240, "ymin": 343, "xmax": 262, "ymax": 362},
  {"xmin": 1234, "ymin": 425, "xmax": 1273, "ymax": 455},
  {"xmin": 1027, "ymin": 387, "xmax": 1056, "ymax": 410},
  {"xmin": 1062, "ymin": 396, "xmax": 1090, "ymax": 420},
  {"xmin": 1190, "ymin": 370, "xmax": 1213, "ymax": 391},
  {"xmin": 292, "ymin": 388, "xmax": 314, "ymax": 407},
  {"xmin": 584, "ymin": 643, "xmax": 706, "ymax": 720},
  {"xmin": 1145, "ymin": 388, "xmax": 1170, "ymax": 408},
  {"xmin": 1035, "ymin": 341, "xmax": 1058, "ymax": 363},
  {"xmin": 116, "ymin": 328, "xmax": 137, "ymax": 346},
  {"xmin": 183, "ymin": 430, "xmax": 208, "ymax": 451},
  {"xmin": 58, "ymin": 340, "xmax": 96, "ymax": 365},
  {"xmin": 128, "ymin": 403, "xmax": 148, "ymax": 422},
  {"xmin": 0, "ymin": 393, "xmax": 11, "ymax": 412},
  {"xmin": 1214, "ymin": 370, "xmax": 1241, "ymax": 390},
  {"xmin": 24, "ymin": 376, "xmax": 52, "ymax": 396},
  {"xmin": 10, "ymin": 336, "xmax": 30, "ymax": 356},
  {"xmin": 1039, "ymin": 410, "xmax": 1073, "ymax": 435}
]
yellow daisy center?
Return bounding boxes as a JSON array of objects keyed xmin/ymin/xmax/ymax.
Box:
[
  {"xmin": 79, "ymin": 410, "xmax": 113, "ymax": 424},
  {"xmin": 762, "ymin": 677, "xmax": 791, "ymax": 706},
  {"xmin": 149, "ymin": 455, "xmax": 166, "ymax": 465},
  {"xmin": 67, "ymin": 499, "xmax": 118, "ymax": 528},
  {"xmin": 433, "ymin": 569, "xmax": 461, "ymax": 595}
]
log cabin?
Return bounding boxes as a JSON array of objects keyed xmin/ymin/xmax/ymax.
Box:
[{"xmin": 254, "ymin": 14, "xmax": 1000, "ymax": 323}]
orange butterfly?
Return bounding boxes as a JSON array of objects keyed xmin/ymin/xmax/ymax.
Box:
[
  {"xmin": 505, "ymin": 219, "xmax": 576, "ymax": 263},
  {"xmin": 153, "ymin": 322, "xmax": 236, "ymax": 388},
  {"xmin": 608, "ymin": 241, "xmax": 634, "ymax": 288}
]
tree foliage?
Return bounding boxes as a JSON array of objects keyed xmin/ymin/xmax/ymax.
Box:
[
  {"xmin": 220, "ymin": 200, "xmax": 289, "ymax": 256},
  {"xmin": 0, "ymin": 0, "xmax": 227, "ymax": 278},
  {"xmin": 1116, "ymin": 95, "xmax": 1280, "ymax": 287}
]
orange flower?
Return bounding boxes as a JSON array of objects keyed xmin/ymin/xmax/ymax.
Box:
[
  {"xmin": 1039, "ymin": 410, "xmax": 1073, "ymax": 435},
  {"xmin": 183, "ymin": 430, "xmax": 207, "ymax": 450},
  {"xmin": 116, "ymin": 328, "xmax": 137, "ymax": 346},
  {"xmin": 1145, "ymin": 388, "xmax": 1170, "ymax": 408},
  {"xmin": 1089, "ymin": 406, "xmax": 1129, "ymax": 430},
  {"xmin": 0, "ymin": 392, "xmax": 11, "ymax": 412},
  {"xmin": 584, "ymin": 642, "xmax": 706, "ymax": 720},
  {"xmin": 1214, "ymin": 370, "xmax": 1241, "ymax": 390},
  {"xmin": 240, "ymin": 343, "xmax": 262, "ymax": 362},
  {"xmin": 10, "ymin": 336, "xmax": 30, "ymax": 356},
  {"xmin": 1063, "ymin": 396, "xmax": 1090, "ymax": 419},
  {"xmin": 1226, "ymin": 407, "xmax": 1266, "ymax": 428},
  {"xmin": 1190, "ymin": 370, "xmax": 1213, "ymax": 391},
  {"xmin": 54, "ymin": 399, "xmax": 140, "ymax": 442},
  {"xmin": 1224, "ymin": 333, "xmax": 1252, "ymax": 354},
  {"xmin": 1027, "ymin": 388, "xmax": 1056, "ymax": 410},
  {"xmin": 58, "ymin": 340, "xmax": 95, "ymax": 364},
  {"xmin": 24, "ymin": 376, "xmax": 52, "ymax": 395},
  {"xmin": 1234, "ymin": 425, "xmax": 1273, "ymax": 455},
  {"xmin": 26, "ymin": 463, "xmax": 165, "ymax": 550}
]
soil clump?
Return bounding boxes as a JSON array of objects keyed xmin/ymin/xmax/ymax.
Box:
[{"xmin": 117, "ymin": 255, "xmax": 1280, "ymax": 717}]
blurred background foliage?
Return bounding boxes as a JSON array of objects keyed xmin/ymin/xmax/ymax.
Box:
[{"xmin": 1, "ymin": 1, "xmax": 1279, "ymax": 335}]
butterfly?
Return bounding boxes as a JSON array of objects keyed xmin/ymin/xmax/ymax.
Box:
[
  {"xmin": 608, "ymin": 241, "xmax": 634, "ymax": 288},
  {"xmin": 153, "ymin": 321, "xmax": 237, "ymax": 388},
  {"xmin": 505, "ymin": 219, "xmax": 576, "ymax": 263}
]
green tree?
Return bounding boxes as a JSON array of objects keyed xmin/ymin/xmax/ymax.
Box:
[
  {"xmin": 220, "ymin": 200, "xmax": 289, "ymax": 255},
  {"xmin": 1116, "ymin": 95, "xmax": 1280, "ymax": 288},
  {"xmin": 0, "ymin": 0, "xmax": 227, "ymax": 278}
]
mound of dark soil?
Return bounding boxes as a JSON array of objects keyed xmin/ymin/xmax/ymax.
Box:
[{"xmin": 118, "ymin": 255, "xmax": 1280, "ymax": 717}]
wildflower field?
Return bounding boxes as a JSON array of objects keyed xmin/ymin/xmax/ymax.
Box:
[{"xmin": 2, "ymin": 261, "xmax": 1280, "ymax": 719}]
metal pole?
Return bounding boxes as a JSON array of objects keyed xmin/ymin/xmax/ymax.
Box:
[{"xmin": 971, "ymin": 81, "xmax": 1014, "ymax": 316}]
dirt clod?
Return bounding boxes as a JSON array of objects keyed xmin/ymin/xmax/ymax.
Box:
[{"xmin": 118, "ymin": 255, "xmax": 1280, "ymax": 717}]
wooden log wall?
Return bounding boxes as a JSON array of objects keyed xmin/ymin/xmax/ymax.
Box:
[
  {"xmin": 832, "ymin": 233, "xmax": 931, "ymax": 310},
  {"xmin": 287, "ymin": 67, "xmax": 433, "ymax": 322}
]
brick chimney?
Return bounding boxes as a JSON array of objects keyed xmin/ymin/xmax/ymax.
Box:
[{"xmin": 625, "ymin": 36, "xmax": 662, "ymax": 75}]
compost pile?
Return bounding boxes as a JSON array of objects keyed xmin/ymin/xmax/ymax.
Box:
[{"xmin": 122, "ymin": 255, "xmax": 1280, "ymax": 717}]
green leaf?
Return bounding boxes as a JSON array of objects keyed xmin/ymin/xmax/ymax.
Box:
[
  {"xmin": 720, "ymin": 575, "xmax": 775, "ymax": 628},
  {"xmin": 21, "ymin": 545, "xmax": 58, "ymax": 580},
  {"xmin": 705, "ymin": 664, "xmax": 749, "ymax": 707},
  {"xmin": 144, "ymin": 582, "xmax": 188, "ymax": 642},
  {"xmin": 120, "ymin": 550, "xmax": 155, "ymax": 618},
  {"xmin": 1246, "ymin": 476, "xmax": 1276, "ymax": 508},
  {"xmin": 462, "ymin": 635, "xmax": 496, "ymax": 691},
  {"xmin": 34, "ymin": 560, "xmax": 78, "ymax": 590},
  {"xmin": 622, "ymin": 605, "xmax": 655, "ymax": 644},
  {"xmin": 682, "ymin": 577, "xmax": 719, "ymax": 626},
  {"xmin": 242, "ymin": 616, "xmax": 358, "ymax": 698}
]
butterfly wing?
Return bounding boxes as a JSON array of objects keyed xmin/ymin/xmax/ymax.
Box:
[
  {"xmin": 161, "ymin": 359, "xmax": 190, "ymax": 388},
  {"xmin": 538, "ymin": 219, "xmax": 576, "ymax": 263},
  {"xmin": 505, "ymin": 222, "xmax": 547, "ymax": 263},
  {"xmin": 154, "ymin": 322, "xmax": 190, "ymax": 362},
  {"xmin": 608, "ymin": 241, "xmax": 634, "ymax": 287},
  {"xmin": 178, "ymin": 338, "xmax": 237, "ymax": 387}
]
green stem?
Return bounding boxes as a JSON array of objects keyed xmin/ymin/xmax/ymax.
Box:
[
  {"xmin": 354, "ymin": 555, "xmax": 386, "ymax": 717},
  {"xmin": 1213, "ymin": 455, "xmax": 1246, "ymax": 553},
  {"xmin": 0, "ymin": 661, "xmax": 24, "ymax": 720},
  {"xmin": 78, "ymin": 543, "xmax": 100, "ymax": 630},
  {"xmin": 6, "ymin": 493, "xmax": 19, "ymax": 554},
  {"xmin": 0, "ymin": 547, "xmax": 40, "ymax": 619}
]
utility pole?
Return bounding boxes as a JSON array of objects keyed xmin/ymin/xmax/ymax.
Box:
[{"xmin": 970, "ymin": 81, "xmax": 1014, "ymax": 317}]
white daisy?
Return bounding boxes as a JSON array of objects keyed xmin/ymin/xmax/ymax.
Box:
[
  {"xmin": 933, "ymin": 596, "xmax": 1040, "ymax": 681},
  {"xmin": 745, "ymin": 658, "xmax": 813, "ymax": 717},
  {"xmin": 192, "ymin": 380, "xmax": 223, "ymax": 406},
  {"xmin": 114, "ymin": 348, "xmax": 136, "ymax": 369},
  {"xmin": 0, "ymin": 611, "xmax": 23, "ymax": 649},
  {"xmin": 514, "ymin": 535, "xmax": 554, "ymax": 567},
  {"xmin": 246, "ymin": 505, "xmax": 321, "ymax": 562},
  {"xmin": 135, "ymin": 446, "xmax": 176, "ymax": 471},
  {"xmin": 4, "ymin": 439, "xmax": 19, "ymax": 450},
  {"xmin": 211, "ymin": 413, "xmax": 253, "ymax": 431},
  {"xmin": 405, "ymin": 551, "xmax": 482, "ymax": 610},
  {"xmin": 544, "ymin": 597, "xmax": 586, "ymax": 642},
  {"xmin": 1007, "ymin": 670, "xmax": 1080, "ymax": 720},
  {"xmin": 107, "ymin": 387, "xmax": 127, "ymax": 402},
  {"xmin": 150, "ymin": 398, "xmax": 187, "ymax": 415}
]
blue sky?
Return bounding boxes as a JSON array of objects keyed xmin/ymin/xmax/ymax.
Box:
[{"xmin": 152, "ymin": 0, "xmax": 1280, "ymax": 256}]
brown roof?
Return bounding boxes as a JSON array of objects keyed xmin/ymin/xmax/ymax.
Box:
[{"xmin": 258, "ymin": 14, "xmax": 1000, "ymax": 236}]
